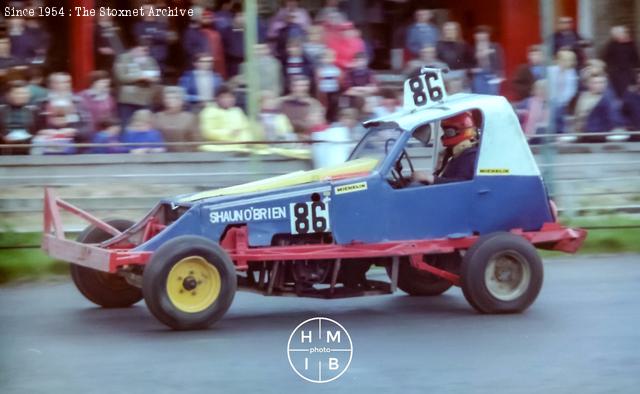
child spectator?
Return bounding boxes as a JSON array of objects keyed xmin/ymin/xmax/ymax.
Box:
[
  {"xmin": 343, "ymin": 52, "xmax": 377, "ymax": 103},
  {"xmin": 622, "ymin": 69, "xmax": 640, "ymax": 136},
  {"xmin": 0, "ymin": 81, "xmax": 37, "ymax": 155},
  {"xmin": 279, "ymin": 75, "xmax": 325, "ymax": 135},
  {"xmin": 283, "ymin": 38, "xmax": 315, "ymax": 93},
  {"xmin": 31, "ymin": 102, "xmax": 78, "ymax": 155},
  {"xmin": 38, "ymin": 72, "xmax": 91, "ymax": 145},
  {"xmin": 120, "ymin": 109, "xmax": 165, "ymax": 154},
  {"xmin": 568, "ymin": 73, "xmax": 625, "ymax": 142},
  {"xmin": 515, "ymin": 79, "xmax": 549, "ymax": 139},
  {"xmin": 303, "ymin": 24, "xmax": 327, "ymax": 66},
  {"xmin": 154, "ymin": 86, "xmax": 199, "ymax": 152},
  {"xmin": 179, "ymin": 53, "xmax": 223, "ymax": 110},
  {"xmin": 315, "ymin": 48, "xmax": 341, "ymax": 122},
  {"xmin": 258, "ymin": 90, "xmax": 297, "ymax": 141},
  {"xmin": 372, "ymin": 88, "xmax": 401, "ymax": 118},
  {"xmin": 404, "ymin": 45, "xmax": 448, "ymax": 78},
  {"xmin": 80, "ymin": 70, "xmax": 116, "ymax": 134},
  {"xmin": 25, "ymin": 66, "xmax": 47, "ymax": 105},
  {"xmin": 200, "ymin": 85, "xmax": 253, "ymax": 150},
  {"xmin": 548, "ymin": 49, "xmax": 579, "ymax": 133},
  {"xmin": 90, "ymin": 118, "xmax": 125, "ymax": 154},
  {"xmin": 405, "ymin": 9, "xmax": 440, "ymax": 58}
]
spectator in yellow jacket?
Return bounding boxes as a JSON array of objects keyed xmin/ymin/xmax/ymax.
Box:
[{"xmin": 199, "ymin": 85, "xmax": 253, "ymax": 151}]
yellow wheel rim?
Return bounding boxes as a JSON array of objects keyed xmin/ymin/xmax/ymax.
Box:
[{"xmin": 166, "ymin": 256, "xmax": 221, "ymax": 313}]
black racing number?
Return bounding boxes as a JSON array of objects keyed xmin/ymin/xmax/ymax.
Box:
[
  {"xmin": 311, "ymin": 201, "xmax": 327, "ymax": 232},
  {"xmin": 293, "ymin": 203, "xmax": 309, "ymax": 234},
  {"xmin": 423, "ymin": 71, "xmax": 444, "ymax": 101},
  {"xmin": 291, "ymin": 201, "xmax": 329, "ymax": 234},
  {"xmin": 409, "ymin": 76, "xmax": 427, "ymax": 107}
]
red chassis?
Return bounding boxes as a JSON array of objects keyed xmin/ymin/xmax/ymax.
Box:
[{"xmin": 42, "ymin": 188, "xmax": 587, "ymax": 286}]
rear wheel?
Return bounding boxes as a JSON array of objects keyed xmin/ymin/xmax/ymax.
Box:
[
  {"xmin": 460, "ymin": 232, "xmax": 543, "ymax": 313},
  {"xmin": 142, "ymin": 235, "xmax": 237, "ymax": 330},
  {"xmin": 71, "ymin": 219, "xmax": 142, "ymax": 308},
  {"xmin": 386, "ymin": 254, "xmax": 459, "ymax": 296}
]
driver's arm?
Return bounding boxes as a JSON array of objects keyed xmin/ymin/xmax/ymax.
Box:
[{"xmin": 412, "ymin": 171, "xmax": 434, "ymax": 185}]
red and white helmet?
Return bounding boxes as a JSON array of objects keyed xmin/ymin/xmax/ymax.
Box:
[{"xmin": 441, "ymin": 112, "xmax": 477, "ymax": 147}]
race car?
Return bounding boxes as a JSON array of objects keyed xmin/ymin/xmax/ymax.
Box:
[{"xmin": 42, "ymin": 68, "xmax": 587, "ymax": 330}]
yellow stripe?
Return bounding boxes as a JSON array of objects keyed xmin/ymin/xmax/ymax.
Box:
[{"xmin": 179, "ymin": 157, "xmax": 378, "ymax": 203}]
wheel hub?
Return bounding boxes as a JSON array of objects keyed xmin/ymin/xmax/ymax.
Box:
[
  {"xmin": 182, "ymin": 276, "xmax": 197, "ymax": 291},
  {"xmin": 166, "ymin": 256, "xmax": 221, "ymax": 313},
  {"xmin": 484, "ymin": 252, "xmax": 531, "ymax": 301}
]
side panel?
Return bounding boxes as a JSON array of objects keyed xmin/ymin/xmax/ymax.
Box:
[{"xmin": 470, "ymin": 175, "xmax": 553, "ymax": 233}]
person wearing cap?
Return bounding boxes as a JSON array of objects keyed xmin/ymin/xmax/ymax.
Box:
[{"xmin": 412, "ymin": 111, "xmax": 479, "ymax": 185}]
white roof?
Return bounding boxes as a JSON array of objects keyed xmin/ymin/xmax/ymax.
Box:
[{"xmin": 368, "ymin": 93, "xmax": 541, "ymax": 177}]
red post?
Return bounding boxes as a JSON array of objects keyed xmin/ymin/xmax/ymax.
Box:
[
  {"xmin": 69, "ymin": 0, "xmax": 95, "ymax": 91},
  {"xmin": 498, "ymin": 0, "xmax": 541, "ymax": 98}
]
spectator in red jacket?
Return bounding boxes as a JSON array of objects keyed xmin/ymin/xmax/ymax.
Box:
[{"xmin": 325, "ymin": 22, "xmax": 366, "ymax": 70}]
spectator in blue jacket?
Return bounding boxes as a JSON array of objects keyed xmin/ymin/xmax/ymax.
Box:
[
  {"xmin": 569, "ymin": 74, "xmax": 625, "ymax": 142},
  {"xmin": 134, "ymin": 4, "xmax": 173, "ymax": 74},
  {"xmin": 621, "ymin": 69, "xmax": 640, "ymax": 137},
  {"xmin": 179, "ymin": 53, "xmax": 223, "ymax": 110},
  {"xmin": 120, "ymin": 109, "xmax": 165, "ymax": 153},
  {"xmin": 405, "ymin": 9, "xmax": 439, "ymax": 58}
]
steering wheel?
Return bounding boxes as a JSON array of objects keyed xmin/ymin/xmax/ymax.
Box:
[{"xmin": 390, "ymin": 149, "xmax": 416, "ymax": 188}]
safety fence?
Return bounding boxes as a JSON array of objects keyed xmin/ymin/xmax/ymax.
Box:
[{"xmin": 1, "ymin": 136, "xmax": 639, "ymax": 233}]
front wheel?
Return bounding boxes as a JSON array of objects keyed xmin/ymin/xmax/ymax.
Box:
[
  {"xmin": 460, "ymin": 232, "xmax": 543, "ymax": 314},
  {"xmin": 142, "ymin": 235, "xmax": 237, "ymax": 330},
  {"xmin": 71, "ymin": 219, "xmax": 142, "ymax": 308}
]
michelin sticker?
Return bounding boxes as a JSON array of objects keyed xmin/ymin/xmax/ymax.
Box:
[
  {"xmin": 209, "ymin": 206, "xmax": 287, "ymax": 224},
  {"xmin": 478, "ymin": 168, "xmax": 510, "ymax": 175},
  {"xmin": 334, "ymin": 182, "xmax": 367, "ymax": 195}
]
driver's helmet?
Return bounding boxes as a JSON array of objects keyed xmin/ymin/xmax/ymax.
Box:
[{"xmin": 441, "ymin": 112, "xmax": 477, "ymax": 147}]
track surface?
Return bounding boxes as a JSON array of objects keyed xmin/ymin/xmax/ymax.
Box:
[{"xmin": 1, "ymin": 254, "xmax": 639, "ymax": 394}]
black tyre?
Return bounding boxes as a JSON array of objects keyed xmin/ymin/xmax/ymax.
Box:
[
  {"xmin": 142, "ymin": 235, "xmax": 237, "ymax": 330},
  {"xmin": 71, "ymin": 219, "xmax": 142, "ymax": 308},
  {"xmin": 385, "ymin": 254, "xmax": 459, "ymax": 296},
  {"xmin": 461, "ymin": 232, "xmax": 543, "ymax": 314}
]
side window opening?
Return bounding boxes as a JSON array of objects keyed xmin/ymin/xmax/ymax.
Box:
[{"xmin": 387, "ymin": 109, "xmax": 484, "ymax": 188}]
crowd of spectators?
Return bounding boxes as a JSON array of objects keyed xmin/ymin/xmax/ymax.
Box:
[
  {"xmin": 0, "ymin": 1, "xmax": 639, "ymax": 159},
  {"xmin": 514, "ymin": 18, "xmax": 640, "ymax": 142}
]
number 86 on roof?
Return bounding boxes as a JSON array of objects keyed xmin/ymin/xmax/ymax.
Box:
[{"xmin": 403, "ymin": 68, "xmax": 449, "ymax": 110}]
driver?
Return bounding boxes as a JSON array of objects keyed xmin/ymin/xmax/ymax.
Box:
[{"xmin": 413, "ymin": 111, "xmax": 479, "ymax": 184}]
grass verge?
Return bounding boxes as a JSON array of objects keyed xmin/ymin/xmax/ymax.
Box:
[{"xmin": 0, "ymin": 215, "xmax": 638, "ymax": 284}]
